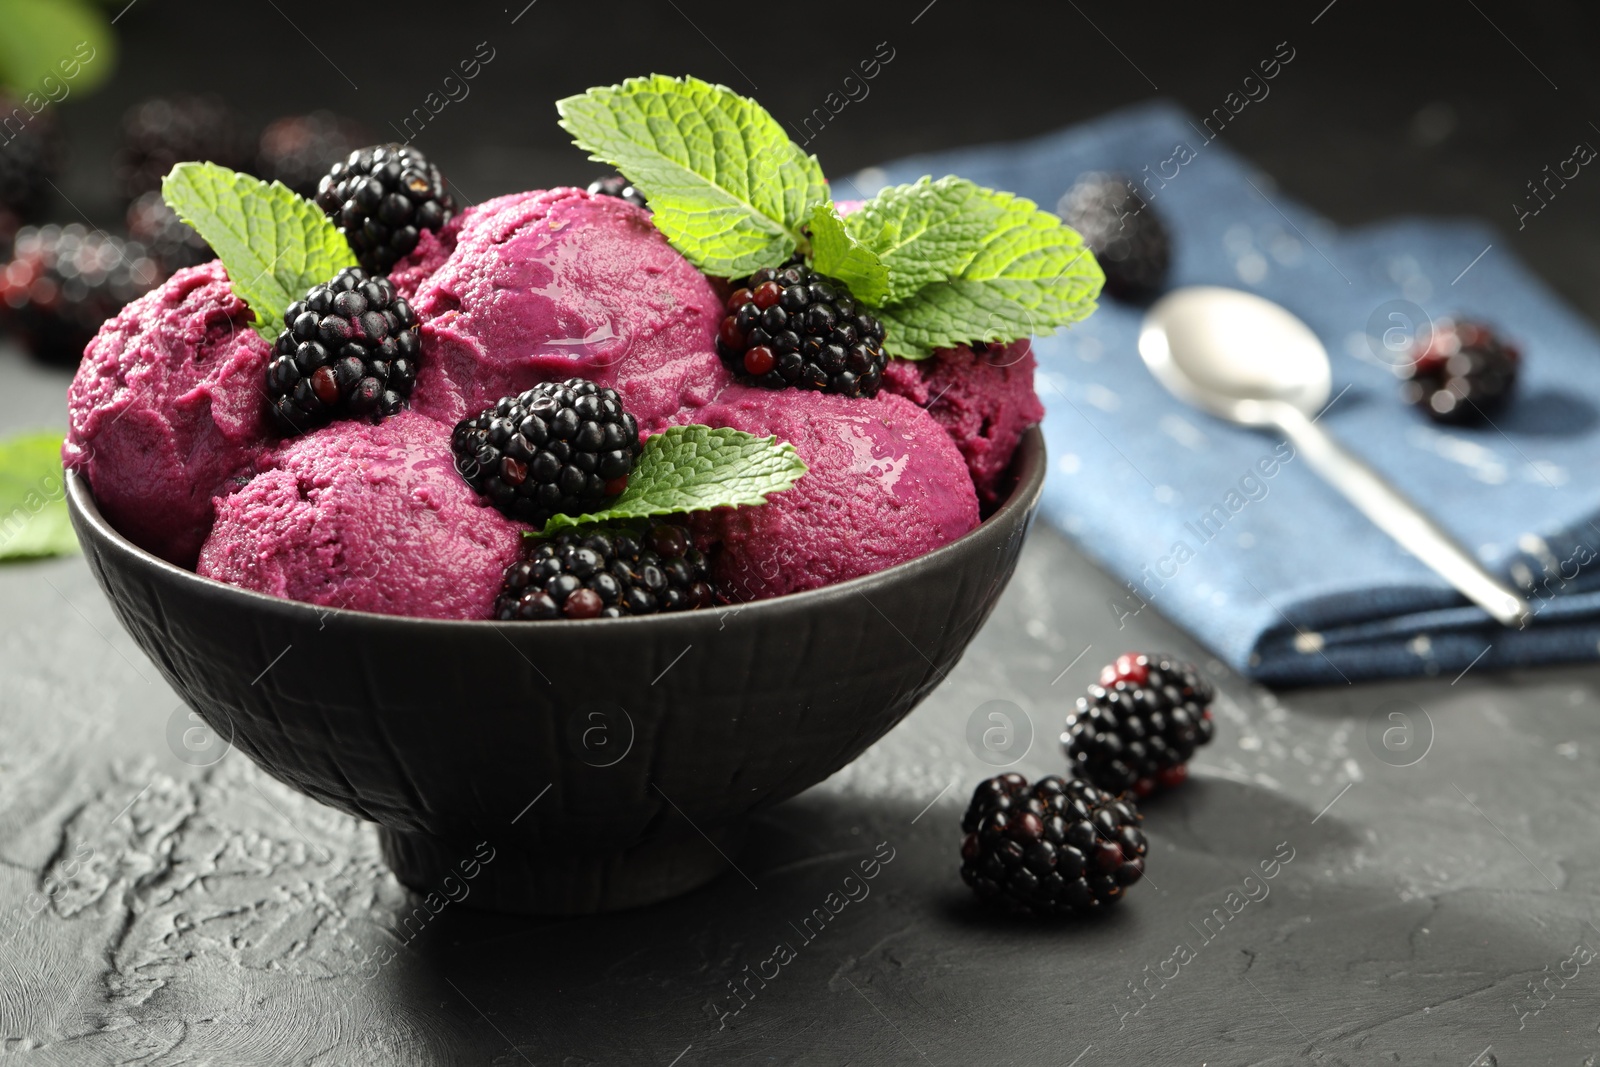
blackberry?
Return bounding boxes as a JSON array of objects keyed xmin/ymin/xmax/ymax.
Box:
[
  {"xmin": 586, "ymin": 174, "xmax": 648, "ymax": 210},
  {"xmin": 257, "ymin": 111, "xmax": 369, "ymax": 199},
  {"xmin": 1062, "ymin": 652, "xmax": 1216, "ymax": 797},
  {"xmin": 0, "ymin": 225, "xmax": 161, "ymax": 365},
  {"xmin": 126, "ymin": 191, "xmax": 211, "ymax": 273},
  {"xmin": 315, "ymin": 144, "xmax": 455, "ymax": 274},
  {"xmin": 960, "ymin": 773, "xmax": 1147, "ymax": 917},
  {"xmin": 451, "ymin": 380, "xmax": 641, "ymax": 526},
  {"xmin": 1057, "ymin": 172, "xmax": 1171, "ymax": 303},
  {"xmin": 115, "ymin": 95, "xmax": 249, "ymax": 204},
  {"xmin": 1400, "ymin": 318, "xmax": 1519, "ymax": 424},
  {"xmin": 265, "ymin": 268, "xmax": 419, "ymax": 432},
  {"xmin": 0, "ymin": 94, "xmax": 64, "ymax": 224},
  {"xmin": 717, "ymin": 259, "xmax": 887, "ymax": 397},
  {"xmin": 495, "ymin": 522, "xmax": 716, "ymax": 621}
]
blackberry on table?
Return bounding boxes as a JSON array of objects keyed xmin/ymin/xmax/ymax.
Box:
[
  {"xmin": 1062, "ymin": 652, "xmax": 1216, "ymax": 798},
  {"xmin": 266, "ymin": 267, "xmax": 419, "ymax": 432},
  {"xmin": 586, "ymin": 174, "xmax": 648, "ymax": 210},
  {"xmin": 115, "ymin": 95, "xmax": 248, "ymax": 204},
  {"xmin": 717, "ymin": 258, "xmax": 887, "ymax": 398},
  {"xmin": 315, "ymin": 144, "xmax": 455, "ymax": 274},
  {"xmin": 1057, "ymin": 172, "xmax": 1171, "ymax": 303},
  {"xmin": 452, "ymin": 379, "xmax": 641, "ymax": 526},
  {"xmin": 960, "ymin": 773, "xmax": 1147, "ymax": 917},
  {"xmin": 126, "ymin": 191, "xmax": 211, "ymax": 274},
  {"xmin": 0, "ymin": 225, "xmax": 161, "ymax": 365},
  {"xmin": 1400, "ymin": 318, "xmax": 1519, "ymax": 424},
  {"xmin": 257, "ymin": 111, "xmax": 369, "ymax": 199},
  {"xmin": 0, "ymin": 94, "xmax": 63, "ymax": 225},
  {"xmin": 495, "ymin": 522, "xmax": 716, "ymax": 621}
]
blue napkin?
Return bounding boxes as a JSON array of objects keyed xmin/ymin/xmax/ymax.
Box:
[{"xmin": 849, "ymin": 101, "xmax": 1600, "ymax": 686}]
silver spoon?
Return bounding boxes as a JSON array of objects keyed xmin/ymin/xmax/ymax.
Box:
[{"xmin": 1138, "ymin": 285, "xmax": 1530, "ymax": 629}]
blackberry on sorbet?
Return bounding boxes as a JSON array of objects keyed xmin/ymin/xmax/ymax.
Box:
[
  {"xmin": 315, "ymin": 144, "xmax": 455, "ymax": 274},
  {"xmin": 717, "ymin": 259, "xmax": 887, "ymax": 398},
  {"xmin": 495, "ymin": 522, "xmax": 716, "ymax": 621},
  {"xmin": 452, "ymin": 379, "xmax": 641, "ymax": 526},
  {"xmin": 960, "ymin": 773, "xmax": 1147, "ymax": 917},
  {"xmin": 586, "ymin": 174, "xmax": 648, "ymax": 210},
  {"xmin": 0, "ymin": 225, "xmax": 161, "ymax": 365},
  {"xmin": 1057, "ymin": 172, "xmax": 1171, "ymax": 303},
  {"xmin": 1400, "ymin": 318, "xmax": 1519, "ymax": 424},
  {"xmin": 265, "ymin": 267, "xmax": 419, "ymax": 432},
  {"xmin": 1062, "ymin": 652, "xmax": 1216, "ymax": 797}
]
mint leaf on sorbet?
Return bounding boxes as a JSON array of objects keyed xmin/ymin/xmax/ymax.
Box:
[
  {"xmin": 538, "ymin": 426, "xmax": 806, "ymax": 534},
  {"xmin": 808, "ymin": 203, "xmax": 889, "ymax": 305},
  {"xmin": 161, "ymin": 162, "xmax": 357, "ymax": 340},
  {"xmin": 557, "ymin": 75, "xmax": 828, "ymax": 276},
  {"xmin": 865, "ymin": 182, "xmax": 1104, "ymax": 359},
  {"xmin": 843, "ymin": 176, "xmax": 1001, "ymax": 304},
  {"xmin": 0, "ymin": 430, "xmax": 75, "ymax": 561}
]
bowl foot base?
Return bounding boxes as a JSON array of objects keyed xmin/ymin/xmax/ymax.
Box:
[{"xmin": 377, "ymin": 823, "xmax": 746, "ymax": 915}]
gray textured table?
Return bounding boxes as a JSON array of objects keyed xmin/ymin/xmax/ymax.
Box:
[{"xmin": 2, "ymin": 339, "xmax": 1597, "ymax": 1066}]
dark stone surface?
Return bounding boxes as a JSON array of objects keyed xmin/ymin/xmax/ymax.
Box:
[{"xmin": 4, "ymin": 1, "xmax": 1600, "ymax": 1062}]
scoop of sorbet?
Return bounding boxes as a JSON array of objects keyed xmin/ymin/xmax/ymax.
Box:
[
  {"xmin": 197, "ymin": 411, "xmax": 523, "ymax": 620},
  {"xmin": 409, "ymin": 187, "xmax": 732, "ymax": 434},
  {"xmin": 65, "ymin": 261, "xmax": 275, "ymax": 567},
  {"xmin": 688, "ymin": 387, "xmax": 979, "ymax": 601}
]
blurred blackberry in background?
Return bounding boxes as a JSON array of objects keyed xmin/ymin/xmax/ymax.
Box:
[
  {"xmin": 257, "ymin": 112, "xmax": 369, "ymax": 199},
  {"xmin": 114, "ymin": 95, "xmax": 250, "ymax": 204},
  {"xmin": 587, "ymin": 174, "xmax": 648, "ymax": 209},
  {"xmin": 960, "ymin": 773, "xmax": 1147, "ymax": 917},
  {"xmin": 0, "ymin": 95, "xmax": 65, "ymax": 257},
  {"xmin": 315, "ymin": 144, "xmax": 455, "ymax": 274},
  {"xmin": 0, "ymin": 225, "xmax": 161, "ymax": 365},
  {"xmin": 126, "ymin": 192, "xmax": 211, "ymax": 274},
  {"xmin": 1400, "ymin": 318, "xmax": 1520, "ymax": 424},
  {"xmin": 1057, "ymin": 172, "xmax": 1171, "ymax": 303},
  {"xmin": 495, "ymin": 522, "xmax": 716, "ymax": 620}
]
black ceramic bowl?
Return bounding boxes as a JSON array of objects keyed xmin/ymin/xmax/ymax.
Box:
[{"xmin": 66, "ymin": 427, "xmax": 1045, "ymax": 914}]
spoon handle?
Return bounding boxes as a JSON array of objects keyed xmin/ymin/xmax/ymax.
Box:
[{"xmin": 1270, "ymin": 403, "xmax": 1531, "ymax": 629}]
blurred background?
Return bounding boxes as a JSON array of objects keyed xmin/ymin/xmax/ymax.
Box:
[{"xmin": 4, "ymin": 0, "xmax": 1600, "ymax": 366}]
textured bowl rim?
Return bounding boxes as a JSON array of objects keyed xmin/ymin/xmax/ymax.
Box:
[{"xmin": 66, "ymin": 425, "xmax": 1046, "ymax": 630}]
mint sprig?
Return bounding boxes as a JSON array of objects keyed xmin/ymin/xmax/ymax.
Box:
[
  {"xmin": 162, "ymin": 163, "xmax": 357, "ymax": 339},
  {"xmin": 808, "ymin": 203, "xmax": 889, "ymax": 305},
  {"xmin": 557, "ymin": 75, "xmax": 827, "ymax": 277},
  {"xmin": 538, "ymin": 425, "xmax": 806, "ymax": 535},
  {"xmin": 860, "ymin": 181, "xmax": 1104, "ymax": 359},
  {"xmin": 0, "ymin": 431, "xmax": 75, "ymax": 561}
]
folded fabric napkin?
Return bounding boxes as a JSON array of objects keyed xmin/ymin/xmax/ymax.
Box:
[{"xmin": 850, "ymin": 100, "xmax": 1600, "ymax": 686}]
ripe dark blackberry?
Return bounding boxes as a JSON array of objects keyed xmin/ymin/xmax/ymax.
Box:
[
  {"xmin": 257, "ymin": 112, "xmax": 369, "ymax": 199},
  {"xmin": 265, "ymin": 268, "xmax": 419, "ymax": 432},
  {"xmin": 960, "ymin": 773, "xmax": 1147, "ymax": 917},
  {"xmin": 114, "ymin": 95, "xmax": 249, "ymax": 204},
  {"xmin": 126, "ymin": 191, "xmax": 211, "ymax": 274},
  {"xmin": 1057, "ymin": 172, "xmax": 1170, "ymax": 303},
  {"xmin": 1062, "ymin": 652, "xmax": 1216, "ymax": 798},
  {"xmin": 717, "ymin": 259, "xmax": 887, "ymax": 397},
  {"xmin": 0, "ymin": 225, "xmax": 161, "ymax": 365},
  {"xmin": 451, "ymin": 380, "xmax": 641, "ymax": 526},
  {"xmin": 0, "ymin": 94, "xmax": 63, "ymax": 224},
  {"xmin": 586, "ymin": 174, "xmax": 648, "ymax": 210},
  {"xmin": 495, "ymin": 522, "xmax": 716, "ymax": 620},
  {"xmin": 315, "ymin": 144, "xmax": 455, "ymax": 274},
  {"xmin": 1400, "ymin": 318, "xmax": 1519, "ymax": 424}
]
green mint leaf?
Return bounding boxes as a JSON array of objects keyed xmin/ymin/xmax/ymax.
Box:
[
  {"xmin": 871, "ymin": 183, "xmax": 1104, "ymax": 359},
  {"xmin": 808, "ymin": 203, "xmax": 889, "ymax": 305},
  {"xmin": 539, "ymin": 425, "xmax": 806, "ymax": 534},
  {"xmin": 557, "ymin": 75, "xmax": 827, "ymax": 276},
  {"xmin": 0, "ymin": 0, "xmax": 114, "ymax": 99},
  {"xmin": 0, "ymin": 431, "xmax": 75, "ymax": 561},
  {"xmin": 843, "ymin": 176, "xmax": 1002, "ymax": 304},
  {"xmin": 162, "ymin": 162, "xmax": 357, "ymax": 340}
]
